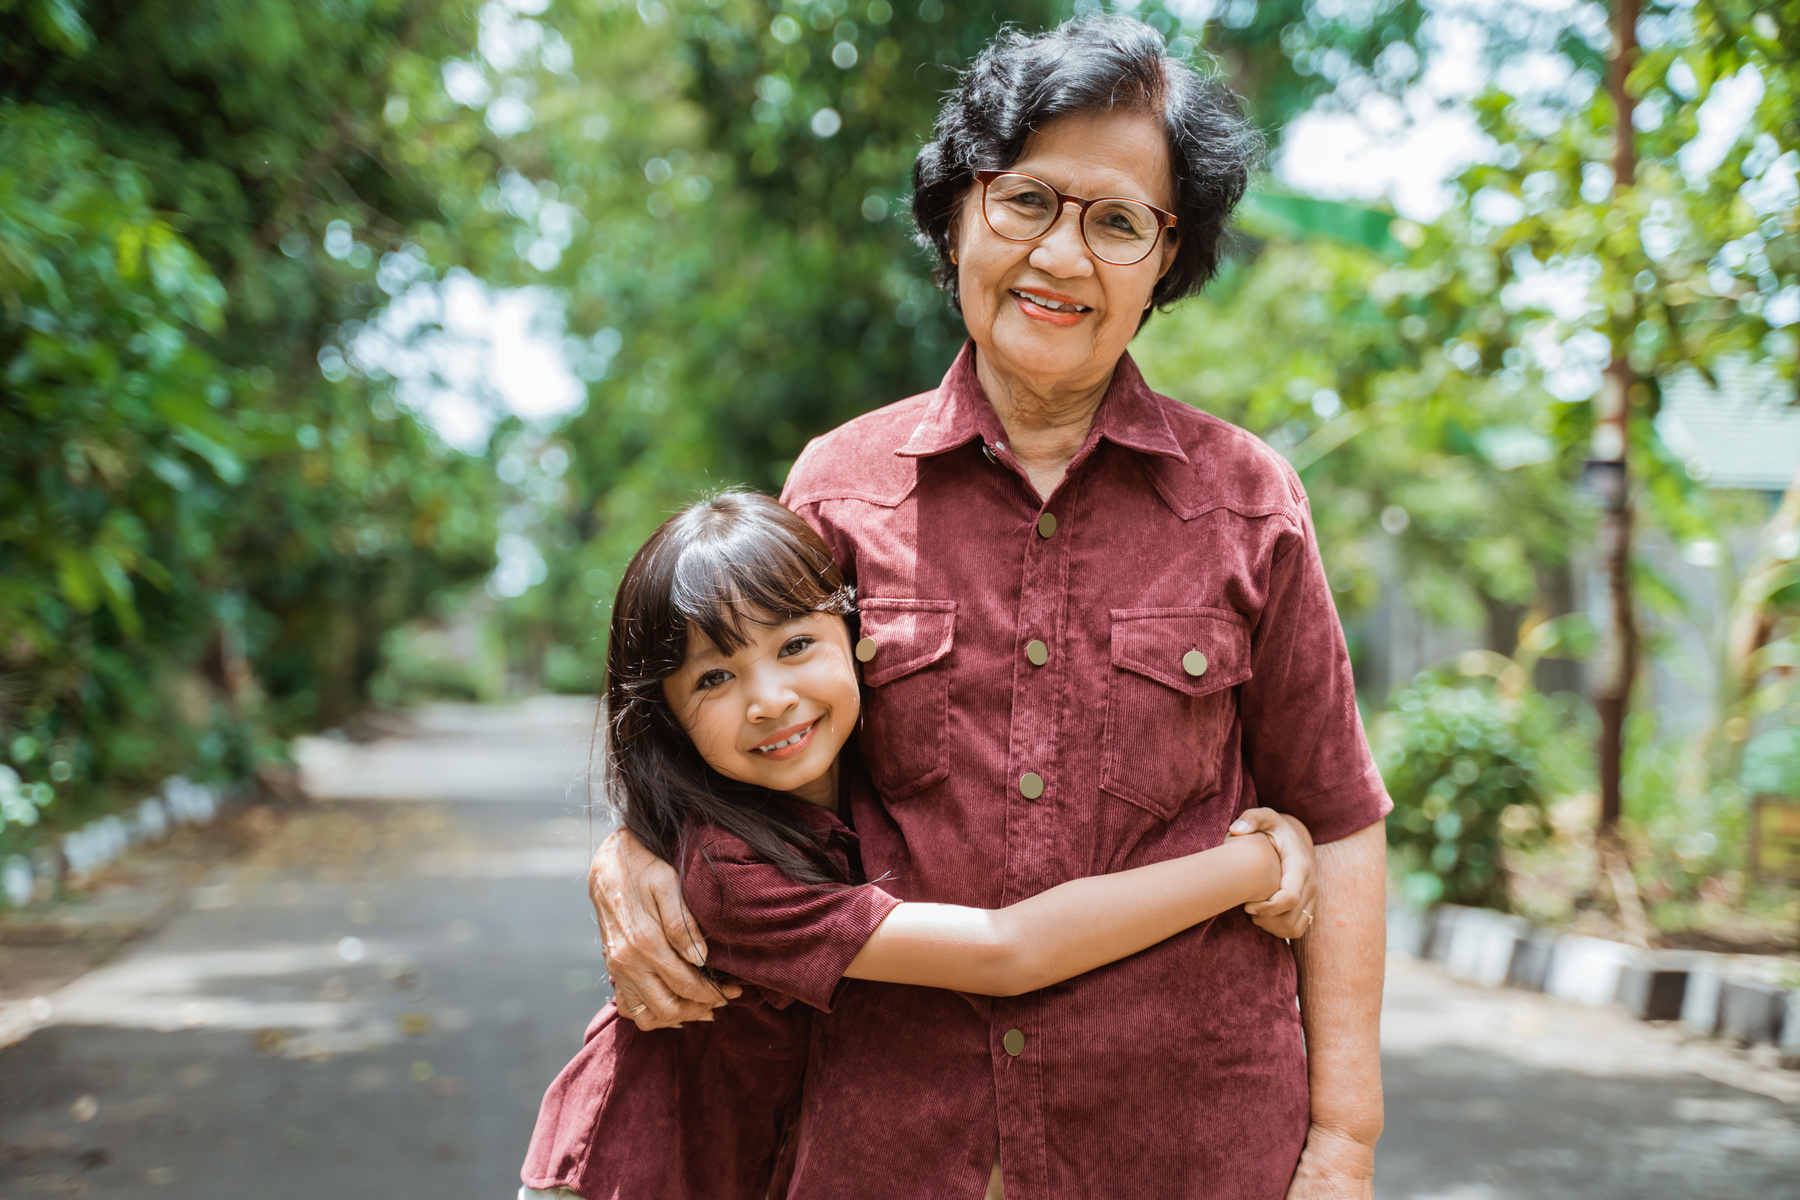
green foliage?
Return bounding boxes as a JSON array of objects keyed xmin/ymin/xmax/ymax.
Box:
[
  {"xmin": 1621, "ymin": 709, "xmax": 1743, "ymax": 900},
  {"xmin": 1134, "ymin": 237, "xmax": 1592, "ymax": 659},
  {"xmin": 1743, "ymin": 725, "xmax": 1800, "ymax": 797},
  {"xmin": 369, "ymin": 615, "xmax": 507, "ymax": 707},
  {"xmin": 0, "ymin": 0, "xmax": 506, "ymax": 851},
  {"xmin": 1200, "ymin": 0, "xmax": 1427, "ymax": 141},
  {"xmin": 1373, "ymin": 658, "xmax": 1590, "ymax": 908},
  {"xmin": 0, "ymin": 765, "xmax": 56, "ymax": 835},
  {"xmin": 1141, "ymin": 2, "xmax": 1797, "ymax": 920}
]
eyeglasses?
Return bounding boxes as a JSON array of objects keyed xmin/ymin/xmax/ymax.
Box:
[{"xmin": 975, "ymin": 170, "xmax": 1177, "ymax": 267}]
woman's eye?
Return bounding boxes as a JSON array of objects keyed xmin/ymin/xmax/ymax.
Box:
[
  {"xmin": 695, "ymin": 669, "xmax": 731, "ymax": 690},
  {"xmin": 779, "ymin": 636, "xmax": 815, "ymax": 657}
]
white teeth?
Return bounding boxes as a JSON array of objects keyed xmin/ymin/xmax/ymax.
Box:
[
  {"xmin": 754, "ymin": 727, "xmax": 809, "ymax": 753},
  {"xmin": 1014, "ymin": 290, "xmax": 1088, "ymax": 313}
]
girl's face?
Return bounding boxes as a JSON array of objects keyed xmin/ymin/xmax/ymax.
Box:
[{"xmin": 661, "ymin": 611, "xmax": 859, "ymax": 809}]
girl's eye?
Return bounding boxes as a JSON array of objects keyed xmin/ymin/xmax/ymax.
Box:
[
  {"xmin": 779, "ymin": 636, "xmax": 815, "ymax": 658},
  {"xmin": 695, "ymin": 669, "xmax": 732, "ymax": 690}
]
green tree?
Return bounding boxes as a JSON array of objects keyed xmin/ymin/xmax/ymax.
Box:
[
  {"xmin": 0, "ymin": 0, "xmax": 510, "ymax": 848},
  {"xmin": 1139, "ymin": 0, "xmax": 1798, "ymax": 907}
]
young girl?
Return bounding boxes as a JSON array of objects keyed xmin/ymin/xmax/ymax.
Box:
[{"xmin": 521, "ymin": 492, "xmax": 1316, "ymax": 1200}]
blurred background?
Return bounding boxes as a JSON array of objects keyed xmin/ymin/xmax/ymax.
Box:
[{"xmin": 2, "ymin": 0, "xmax": 1799, "ymax": 1196}]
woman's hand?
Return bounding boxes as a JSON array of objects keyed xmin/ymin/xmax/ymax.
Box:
[
  {"xmin": 1227, "ymin": 808, "xmax": 1317, "ymax": 940},
  {"xmin": 1285, "ymin": 1123, "xmax": 1377, "ymax": 1200},
  {"xmin": 589, "ymin": 828, "xmax": 739, "ymax": 1029}
]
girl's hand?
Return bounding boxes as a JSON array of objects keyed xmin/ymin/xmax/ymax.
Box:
[{"xmin": 1227, "ymin": 808, "xmax": 1317, "ymax": 940}]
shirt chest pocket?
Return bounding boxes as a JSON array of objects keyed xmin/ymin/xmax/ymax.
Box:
[
  {"xmin": 1101, "ymin": 607, "xmax": 1253, "ymax": 821},
  {"xmin": 856, "ymin": 598, "xmax": 956, "ymax": 801}
]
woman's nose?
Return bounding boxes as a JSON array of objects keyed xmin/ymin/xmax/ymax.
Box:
[{"xmin": 1029, "ymin": 200, "xmax": 1095, "ymax": 276}]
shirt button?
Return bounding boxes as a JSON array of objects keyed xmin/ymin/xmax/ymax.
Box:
[
  {"xmin": 1003, "ymin": 1028, "xmax": 1025, "ymax": 1057},
  {"xmin": 982, "ymin": 442, "xmax": 1000, "ymax": 464},
  {"xmin": 1026, "ymin": 639, "xmax": 1048, "ymax": 666},
  {"xmin": 1036, "ymin": 512, "xmax": 1058, "ymax": 538},
  {"xmin": 1182, "ymin": 650, "xmax": 1208, "ymax": 677},
  {"xmin": 855, "ymin": 637, "xmax": 879, "ymax": 663},
  {"xmin": 1018, "ymin": 772, "xmax": 1045, "ymax": 800}
]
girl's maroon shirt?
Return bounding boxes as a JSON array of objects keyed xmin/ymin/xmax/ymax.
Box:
[
  {"xmin": 521, "ymin": 800, "xmax": 899, "ymax": 1200},
  {"xmin": 779, "ymin": 343, "xmax": 1391, "ymax": 1200}
]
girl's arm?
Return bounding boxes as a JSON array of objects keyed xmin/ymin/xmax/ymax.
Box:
[{"xmin": 842, "ymin": 811, "xmax": 1293, "ymax": 997}]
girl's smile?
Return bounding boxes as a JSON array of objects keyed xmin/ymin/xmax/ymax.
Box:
[
  {"xmin": 662, "ymin": 611, "xmax": 860, "ymax": 809},
  {"xmin": 749, "ymin": 717, "xmax": 821, "ymax": 759}
]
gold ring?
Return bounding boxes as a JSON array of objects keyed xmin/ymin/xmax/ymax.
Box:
[
  {"xmin": 626, "ymin": 1003, "xmax": 647, "ymax": 1017},
  {"xmin": 1301, "ymin": 909, "xmax": 1313, "ymax": 923}
]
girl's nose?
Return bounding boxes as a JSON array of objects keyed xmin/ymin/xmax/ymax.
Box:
[{"xmin": 743, "ymin": 670, "xmax": 798, "ymax": 721}]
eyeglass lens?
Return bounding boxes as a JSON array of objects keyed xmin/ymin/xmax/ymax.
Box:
[{"xmin": 982, "ymin": 174, "xmax": 1161, "ymax": 266}]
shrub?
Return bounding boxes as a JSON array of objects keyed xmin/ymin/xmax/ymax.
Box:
[{"xmin": 1372, "ymin": 654, "xmax": 1591, "ymax": 909}]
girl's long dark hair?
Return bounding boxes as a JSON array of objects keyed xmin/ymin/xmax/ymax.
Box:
[{"xmin": 605, "ymin": 491, "xmax": 858, "ymax": 886}]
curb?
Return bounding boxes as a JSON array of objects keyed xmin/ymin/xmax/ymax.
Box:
[
  {"xmin": 1, "ymin": 776, "xmax": 228, "ymax": 916},
  {"xmin": 1390, "ymin": 902, "xmax": 1800, "ymax": 1068}
]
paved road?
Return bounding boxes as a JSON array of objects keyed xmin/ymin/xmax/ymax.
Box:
[
  {"xmin": 1379, "ymin": 957, "xmax": 1800, "ymax": 1199},
  {"xmin": 0, "ymin": 698, "xmax": 606, "ymax": 1200},
  {"xmin": 2, "ymin": 698, "xmax": 1797, "ymax": 1199}
]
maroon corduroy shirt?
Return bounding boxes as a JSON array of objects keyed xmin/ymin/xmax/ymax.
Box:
[
  {"xmin": 779, "ymin": 342, "xmax": 1391, "ymax": 1200},
  {"xmin": 522, "ymin": 800, "xmax": 900, "ymax": 1200}
]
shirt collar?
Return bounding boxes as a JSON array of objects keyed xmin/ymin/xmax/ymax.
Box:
[
  {"xmin": 895, "ymin": 341, "xmax": 995, "ymax": 458},
  {"xmin": 897, "ymin": 340, "xmax": 1188, "ymax": 465}
]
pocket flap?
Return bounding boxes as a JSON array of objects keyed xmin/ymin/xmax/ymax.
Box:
[
  {"xmin": 1110, "ymin": 607, "xmax": 1251, "ymax": 697},
  {"xmin": 857, "ymin": 599, "xmax": 956, "ymax": 687}
]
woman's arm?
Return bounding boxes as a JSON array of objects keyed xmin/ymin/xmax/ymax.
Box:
[
  {"xmin": 843, "ymin": 824, "xmax": 1281, "ymax": 996},
  {"xmin": 589, "ymin": 830, "xmax": 737, "ymax": 1029},
  {"xmin": 1285, "ymin": 821, "xmax": 1386, "ymax": 1200}
]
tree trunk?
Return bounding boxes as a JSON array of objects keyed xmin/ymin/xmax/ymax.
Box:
[{"xmin": 1597, "ymin": 0, "xmax": 1649, "ymax": 947}]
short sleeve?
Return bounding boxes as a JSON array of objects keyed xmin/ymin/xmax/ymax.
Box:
[
  {"xmin": 1238, "ymin": 492, "xmax": 1392, "ymax": 844},
  {"xmin": 681, "ymin": 836, "xmax": 901, "ymax": 1012}
]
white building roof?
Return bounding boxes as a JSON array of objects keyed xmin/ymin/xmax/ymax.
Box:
[{"xmin": 1656, "ymin": 358, "xmax": 1800, "ymax": 492}]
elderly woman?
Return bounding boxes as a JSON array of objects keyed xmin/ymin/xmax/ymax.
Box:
[{"xmin": 590, "ymin": 16, "xmax": 1389, "ymax": 1200}]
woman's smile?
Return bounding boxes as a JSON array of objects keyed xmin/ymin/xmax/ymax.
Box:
[{"xmin": 1010, "ymin": 285, "xmax": 1092, "ymax": 325}]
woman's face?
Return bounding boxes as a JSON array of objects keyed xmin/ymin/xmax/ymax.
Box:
[
  {"xmin": 950, "ymin": 109, "xmax": 1178, "ymax": 394},
  {"xmin": 661, "ymin": 611, "xmax": 859, "ymax": 810}
]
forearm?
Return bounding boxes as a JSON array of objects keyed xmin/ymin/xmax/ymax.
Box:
[
  {"xmin": 845, "ymin": 832, "xmax": 1279, "ymax": 995},
  {"xmin": 1294, "ymin": 820, "xmax": 1386, "ymax": 1148}
]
